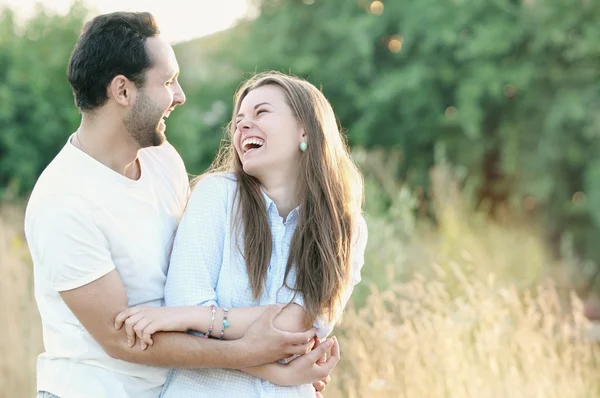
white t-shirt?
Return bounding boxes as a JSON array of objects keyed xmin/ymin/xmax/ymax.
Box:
[{"xmin": 24, "ymin": 135, "xmax": 190, "ymax": 398}]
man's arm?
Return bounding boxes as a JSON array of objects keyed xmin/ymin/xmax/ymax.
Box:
[
  {"xmin": 112, "ymin": 299, "xmax": 335, "ymax": 391},
  {"xmin": 60, "ymin": 269, "xmax": 315, "ymax": 369},
  {"xmin": 242, "ymin": 337, "xmax": 340, "ymax": 386}
]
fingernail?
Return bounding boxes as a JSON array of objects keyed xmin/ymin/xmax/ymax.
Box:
[
  {"xmin": 141, "ymin": 343, "xmax": 147, "ymax": 350},
  {"xmin": 128, "ymin": 339, "xmax": 133, "ymax": 347}
]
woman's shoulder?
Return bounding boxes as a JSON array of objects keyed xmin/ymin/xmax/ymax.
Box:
[
  {"xmin": 188, "ymin": 172, "xmax": 238, "ymax": 203},
  {"xmin": 192, "ymin": 172, "xmax": 237, "ymax": 186}
]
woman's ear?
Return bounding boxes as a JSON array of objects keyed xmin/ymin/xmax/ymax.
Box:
[{"xmin": 299, "ymin": 131, "xmax": 308, "ymax": 152}]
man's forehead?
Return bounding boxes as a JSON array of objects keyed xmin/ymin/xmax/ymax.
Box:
[{"xmin": 145, "ymin": 36, "xmax": 179, "ymax": 75}]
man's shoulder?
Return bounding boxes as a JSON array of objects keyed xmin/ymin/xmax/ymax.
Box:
[
  {"xmin": 27, "ymin": 146, "xmax": 82, "ymax": 209},
  {"xmin": 26, "ymin": 141, "xmax": 104, "ymax": 223}
]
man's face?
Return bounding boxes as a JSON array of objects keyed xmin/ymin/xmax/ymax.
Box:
[{"xmin": 124, "ymin": 35, "xmax": 186, "ymax": 148}]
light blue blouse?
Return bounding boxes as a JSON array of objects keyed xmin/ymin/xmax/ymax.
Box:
[{"xmin": 161, "ymin": 173, "xmax": 367, "ymax": 398}]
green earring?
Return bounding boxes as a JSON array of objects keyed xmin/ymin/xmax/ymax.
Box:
[{"xmin": 299, "ymin": 140, "xmax": 308, "ymax": 152}]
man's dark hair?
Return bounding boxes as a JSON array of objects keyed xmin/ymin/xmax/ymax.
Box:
[{"xmin": 67, "ymin": 12, "xmax": 160, "ymax": 112}]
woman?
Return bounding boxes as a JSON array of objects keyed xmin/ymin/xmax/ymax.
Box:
[{"xmin": 116, "ymin": 71, "xmax": 368, "ymax": 397}]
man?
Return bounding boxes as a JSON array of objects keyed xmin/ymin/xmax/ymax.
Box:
[{"xmin": 25, "ymin": 12, "xmax": 336, "ymax": 398}]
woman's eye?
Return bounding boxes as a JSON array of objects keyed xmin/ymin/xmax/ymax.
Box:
[{"xmin": 256, "ymin": 109, "xmax": 267, "ymax": 115}]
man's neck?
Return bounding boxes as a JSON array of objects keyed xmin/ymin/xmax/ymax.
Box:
[{"xmin": 75, "ymin": 115, "xmax": 141, "ymax": 180}]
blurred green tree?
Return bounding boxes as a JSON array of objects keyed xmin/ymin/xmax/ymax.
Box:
[
  {"xmin": 2, "ymin": 0, "xmax": 600, "ymax": 293},
  {"xmin": 0, "ymin": 2, "xmax": 87, "ymax": 198}
]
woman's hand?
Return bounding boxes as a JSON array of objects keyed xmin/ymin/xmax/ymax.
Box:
[
  {"xmin": 281, "ymin": 336, "xmax": 340, "ymax": 386},
  {"xmin": 114, "ymin": 306, "xmax": 198, "ymax": 350}
]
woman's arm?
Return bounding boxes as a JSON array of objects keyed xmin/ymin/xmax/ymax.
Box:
[
  {"xmin": 205, "ymin": 302, "xmax": 311, "ymax": 339},
  {"xmin": 115, "ymin": 302, "xmax": 312, "ymax": 347}
]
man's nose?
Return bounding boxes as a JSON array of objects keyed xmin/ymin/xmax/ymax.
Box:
[{"xmin": 173, "ymin": 83, "xmax": 186, "ymax": 105}]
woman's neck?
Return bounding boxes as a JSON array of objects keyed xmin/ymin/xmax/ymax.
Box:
[{"xmin": 260, "ymin": 174, "xmax": 300, "ymax": 222}]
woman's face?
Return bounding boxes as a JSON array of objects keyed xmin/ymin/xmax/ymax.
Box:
[{"xmin": 233, "ymin": 85, "xmax": 305, "ymax": 181}]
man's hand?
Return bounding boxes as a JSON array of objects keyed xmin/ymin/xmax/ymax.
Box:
[
  {"xmin": 236, "ymin": 305, "xmax": 317, "ymax": 366},
  {"xmin": 311, "ymin": 337, "xmax": 332, "ymax": 397},
  {"xmin": 314, "ymin": 375, "xmax": 331, "ymax": 398},
  {"xmin": 240, "ymin": 335, "xmax": 339, "ymax": 386}
]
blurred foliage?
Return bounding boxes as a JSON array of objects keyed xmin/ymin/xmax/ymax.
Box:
[
  {"xmin": 2, "ymin": 0, "xmax": 600, "ymax": 293},
  {"xmin": 0, "ymin": 2, "xmax": 86, "ymax": 198}
]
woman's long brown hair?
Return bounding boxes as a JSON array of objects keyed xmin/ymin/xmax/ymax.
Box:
[{"xmin": 199, "ymin": 71, "xmax": 364, "ymax": 324}]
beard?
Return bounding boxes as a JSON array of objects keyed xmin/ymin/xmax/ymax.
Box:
[{"xmin": 124, "ymin": 90, "xmax": 166, "ymax": 148}]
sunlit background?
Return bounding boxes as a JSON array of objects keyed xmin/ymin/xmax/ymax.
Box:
[
  {"xmin": 2, "ymin": 0, "xmax": 600, "ymax": 396},
  {"xmin": 0, "ymin": 0, "xmax": 253, "ymax": 43}
]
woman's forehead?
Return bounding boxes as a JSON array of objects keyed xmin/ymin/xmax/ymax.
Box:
[{"xmin": 242, "ymin": 85, "xmax": 287, "ymax": 105}]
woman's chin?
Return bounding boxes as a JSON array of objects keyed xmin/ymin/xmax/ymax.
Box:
[{"xmin": 242, "ymin": 162, "xmax": 262, "ymax": 179}]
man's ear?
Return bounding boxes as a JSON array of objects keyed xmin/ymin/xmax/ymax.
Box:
[{"xmin": 108, "ymin": 75, "xmax": 135, "ymax": 107}]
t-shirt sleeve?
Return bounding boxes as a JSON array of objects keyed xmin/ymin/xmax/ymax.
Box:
[{"xmin": 26, "ymin": 195, "xmax": 115, "ymax": 292}]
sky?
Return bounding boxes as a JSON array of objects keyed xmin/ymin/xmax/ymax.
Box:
[{"xmin": 0, "ymin": 0, "xmax": 253, "ymax": 43}]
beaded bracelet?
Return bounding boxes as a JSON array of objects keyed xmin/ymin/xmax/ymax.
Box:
[
  {"xmin": 204, "ymin": 305, "xmax": 217, "ymax": 339},
  {"xmin": 219, "ymin": 307, "xmax": 230, "ymax": 340}
]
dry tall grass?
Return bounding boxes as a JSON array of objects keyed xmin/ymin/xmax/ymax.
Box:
[
  {"xmin": 325, "ymin": 164, "xmax": 600, "ymax": 397},
  {"xmin": 1, "ymin": 164, "xmax": 600, "ymax": 397},
  {"xmin": 0, "ymin": 204, "xmax": 43, "ymax": 397},
  {"xmin": 328, "ymin": 275, "xmax": 600, "ymax": 398}
]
